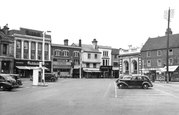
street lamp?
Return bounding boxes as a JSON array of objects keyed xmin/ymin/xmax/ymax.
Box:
[{"xmin": 42, "ymin": 31, "xmax": 51, "ymax": 85}]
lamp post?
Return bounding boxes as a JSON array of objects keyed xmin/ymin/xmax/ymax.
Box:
[
  {"xmin": 42, "ymin": 31, "xmax": 51, "ymax": 85},
  {"xmin": 164, "ymin": 8, "xmax": 174, "ymax": 83}
]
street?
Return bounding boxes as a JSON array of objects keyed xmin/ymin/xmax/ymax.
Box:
[{"xmin": 0, "ymin": 78, "xmax": 179, "ymax": 115}]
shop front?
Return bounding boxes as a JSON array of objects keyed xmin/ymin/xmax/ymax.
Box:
[
  {"xmin": 0, "ymin": 58, "xmax": 14, "ymax": 74},
  {"xmin": 14, "ymin": 59, "xmax": 51, "ymax": 78},
  {"xmin": 100, "ymin": 66, "xmax": 112, "ymax": 78},
  {"xmin": 83, "ymin": 68, "xmax": 101, "ymax": 78},
  {"xmin": 112, "ymin": 67, "xmax": 119, "ymax": 78}
]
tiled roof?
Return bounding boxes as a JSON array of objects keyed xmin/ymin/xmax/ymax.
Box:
[
  {"xmin": 141, "ymin": 33, "xmax": 179, "ymax": 51},
  {"xmin": 52, "ymin": 43, "xmax": 81, "ymax": 49},
  {"xmin": 82, "ymin": 44, "xmax": 101, "ymax": 53},
  {"xmin": 98, "ymin": 45, "xmax": 112, "ymax": 49},
  {"xmin": 111, "ymin": 48, "xmax": 119, "ymax": 54}
]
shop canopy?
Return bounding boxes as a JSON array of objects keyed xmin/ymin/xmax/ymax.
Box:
[
  {"xmin": 162, "ymin": 66, "xmax": 179, "ymax": 72},
  {"xmin": 83, "ymin": 69, "xmax": 101, "ymax": 72},
  {"xmin": 16, "ymin": 66, "xmax": 48, "ymax": 70}
]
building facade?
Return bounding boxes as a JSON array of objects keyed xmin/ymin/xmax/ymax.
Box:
[
  {"xmin": 119, "ymin": 45, "xmax": 142, "ymax": 75},
  {"xmin": 0, "ymin": 24, "xmax": 14, "ymax": 74},
  {"xmin": 52, "ymin": 39, "xmax": 81, "ymax": 78},
  {"xmin": 98, "ymin": 44, "xmax": 112, "ymax": 78},
  {"xmin": 111, "ymin": 48, "xmax": 119, "ymax": 78},
  {"xmin": 141, "ymin": 32, "xmax": 179, "ymax": 81},
  {"xmin": 9, "ymin": 27, "xmax": 52, "ymax": 78}
]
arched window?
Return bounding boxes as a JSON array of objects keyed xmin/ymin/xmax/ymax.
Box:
[
  {"xmin": 132, "ymin": 60, "xmax": 137, "ymax": 74},
  {"xmin": 124, "ymin": 61, "xmax": 129, "ymax": 74}
]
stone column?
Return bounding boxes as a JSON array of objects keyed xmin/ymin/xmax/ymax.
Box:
[
  {"xmin": 14, "ymin": 40, "xmax": 16, "ymax": 58},
  {"xmin": 35, "ymin": 42, "xmax": 38, "ymax": 60},
  {"xmin": 21, "ymin": 40, "xmax": 24, "ymax": 59},
  {"xmin": 29, "ymin": 41, "xmax": 31, "ymax": 60},
  {"xmin": 0, "ymin": 60, "xmax": 2, "ymax": 73},
  {"xmin": 48, "ymin": 43, "xmax": 51, "ymax": 61}
]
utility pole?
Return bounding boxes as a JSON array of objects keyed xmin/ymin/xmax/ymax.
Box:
[{"xmin": 164, "ymin": 8, "xmax": 174, "ymax": 83}]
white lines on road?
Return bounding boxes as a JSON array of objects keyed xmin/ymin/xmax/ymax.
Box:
[
  {"xmin": 114, "ymin": 82, "xmax": 117, "ymax": 98},
  {"xmin": 155, "ymin": 88, "xmax": 179, "ymax": 99},
  {"xmin": 104, "ymin": 83, "xmax": 111, "ymax": 98}
]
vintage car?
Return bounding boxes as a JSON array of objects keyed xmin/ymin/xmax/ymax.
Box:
[
  {"xmin": 116, "ymin": 75, "xmax": 153, "ymax": 89},
  {"xmin": 9, "ymin": 74, "xmax": 23, "ymax": 86},
  {"xmin": 0, "ymin": 75, "xmax": 13, "ymax": 91},
  {"xmin": 30, "ymin": 73, "xmax": 58, "ymax": 82}
]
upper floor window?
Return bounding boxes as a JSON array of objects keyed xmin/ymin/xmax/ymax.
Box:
[
  {"xmin": 157, "ymin": 59, "xmax": 162, "ymax": 66},
  {"xmin": 147, "ymin": 60, "xmax": 151, "ymax": 67},
  {"xmin": 31, "ymin": 42, "xmax": 35, "ymax": 50},
  {"xmin": 86, "ymin": 63, "xmax": 90, "ymax": 68},
  {"xmin": 24, "ymin": 41, "xmax": 28, "ymax": 49},
  {"xmin": 3, "ymin": 44, "xmax": 8, "ymax": 55},
  {"xmin": 169, "ymin": 49, "xmax": 173, "ymax": 55},
  {"xmin": 94, "ymin": 54, "xmax": 98, "ymax": 59},
  {"xmin": 63, "ymin": 50, "xmax": 69, "ymax": 57},
  {"xmin": 169, "ymin": 58, "xmax": 173, "ymax": 65},
  {"xmin": 38, "ymin": 43, "xmax": 42, "ymax": 51},
  {"xmin": 147, "ymin": 51, "xmax": 151, "ymax": 57},
  {"xmin": 45, "ymin": 44, "xmax": 48, "ymax": 51},
  {"xmin": 113, "ymin": 62, "xmax": 118, "ymax": 67},
  {"xmin": 93, "ymin": 63, "xmax": 96, "ymax": 68},
  {"xmin": 114, "ymin": 55, "xmax": 118, "ymax": 59},
  {"xmin": 16, "ymin": 40, "xmax": 21, "ymax": 49},
  {"xmin": 73, "ymin": 51, "xmax": 79, "ymax": 57},
  {"xmin": 103, "ymin": 51, "xmax": 108, "ymax": 56},
  {"xmin": 157, "ymin": 50, "xmax": 162, "ymax": 56},
  {"xmin": 88, "ymin": 53, "xmax": 91, "ymax": 59},
  {"xmin": 54, "ymin": 49, "xmax": 61, "ymax": 56}
]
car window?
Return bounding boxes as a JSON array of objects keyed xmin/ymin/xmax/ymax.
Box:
[
  {"xmin": 131, "ymin": 76, "xmax": 137, "ymax": 80},
  {"xmin": 137, "ymin": 76, "xmax": 142, "ymax": 80}
]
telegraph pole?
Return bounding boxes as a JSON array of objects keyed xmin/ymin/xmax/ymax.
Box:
[{"xmin": 164, "ymin": 7, "xmax": 174, "ymax": 83}]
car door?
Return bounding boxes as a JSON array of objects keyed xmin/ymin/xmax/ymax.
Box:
[
  {"xmin": 129, "ymin": 76, "xmax": 137, "ymax": 86},
  {"xmin": 136, "ymin": 76, "xmax": 143, "ymax": 86}
]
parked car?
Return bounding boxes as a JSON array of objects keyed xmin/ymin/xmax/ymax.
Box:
[
  {"xmin": 9, "ymin": 74, "xmax": 23, "ymax": 86},
  {"xmin": 116, "ymin": 74, "xmax": 132, "ymax": 83},
  {"xmin": 116, "ymin": 75, "xmax": 153, "ymax": 89},
  {"xmin": 0, "ymin": 75, "xmax": 13, "ymax": 91},
  {"xmin": 0, "ymin": 74, "xmax": 21, "ymax": 90},
  {"xmin": 30, "ymin": 73, "xmax": 58, "ymax": 82}
]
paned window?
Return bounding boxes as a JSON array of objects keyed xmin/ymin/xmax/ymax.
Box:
[
  {"xmin": 147, "ymin": 51, "xmax": 151, "ymax": 57},
  {"xmin": 147, "ymin": 60, "xmax": 151, "ymax": 67},
  {"xmin": 157, "ymin": 59, "xmax": 162, "ymax": 66}
]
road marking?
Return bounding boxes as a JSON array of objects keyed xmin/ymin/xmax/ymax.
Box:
[
  {"xmin": 104, "ymin": 83, "xmax": 111, "ymax": 98},
  {"xmin": 114, "ymin": 82, "xmax": 117, "ymax": 98},
  {"xmin": 155, "ymin": 88, "xmax": 179, "ymax": 99}
]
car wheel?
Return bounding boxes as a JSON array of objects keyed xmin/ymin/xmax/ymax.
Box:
[
  {"xmin": 143, "ymin": 84, "xmax": 149, "ymax": 89},
  {"xmin": 0, "ymin": 85, "xmax": 5, "ymax": 91},
  {"xmin": 118, "ymin": 84, "xmax": 124, "ymax": 89}
]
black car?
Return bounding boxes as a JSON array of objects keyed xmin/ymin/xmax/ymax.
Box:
[
  {"xmin": 9, "ymin": 74, "xmax": 23, "ymax": 86},
  {"xmin": 0, "ymin": 74, "xmax": 21, "ymax": 88},
  {"xmin": 116, "ymin": 75, "xmax": 153, "ymax": 89},
  {"xmin": 30, "ymin": 73, "xmax": 58, "ymax": 82},
  {"xmin": 0, "ymin": 75, "xmax": 14, "ymax": 91}
]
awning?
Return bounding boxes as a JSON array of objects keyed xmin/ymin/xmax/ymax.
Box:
[
  {"xmin": 16, "ymin": 66, "xmax": 48, "ymax": 70},
  {"xmin": 84, "ymin": 70, "xmax": 101, "ymax": 72},
  {"xmin": 162, "ymin": 66, "xmax": 179, "ymax": 72}
]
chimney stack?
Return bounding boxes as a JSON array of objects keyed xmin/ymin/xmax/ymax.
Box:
[
  {"xmin": 3, "ymin": 24, "xmax": 9, "ymax": 35},
  {"xmin": 64, "ymin": 39, "xmax": 68, "ymax": 46},
  {"xmin": 79, "ymin": 39, "xmax": 81, "ymax": 47},
  {"xmin": 92, "ymin": 38, "xmax": 98, "ymax": 49}
]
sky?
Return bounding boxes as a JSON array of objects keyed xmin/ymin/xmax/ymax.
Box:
[{"xmin": 1, "ymin": 0, "xmax": 179, "ymax": 49}]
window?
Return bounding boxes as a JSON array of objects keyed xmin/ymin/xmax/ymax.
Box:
[
  {"xmin": 45, "ymin": 44, "xmax": 49, "ymax": 60},
  {"xmin": 169, "ymin": 58, "xmax": 173, "ymax": 65},
  {"xmin": 31, "ymin": 42, "xmax": 36, "ymax": 59},
  {"xmin": 74, "ymin": 51, "xmax": 79, "ymax": 57},
  {"xmin": 94, "ymin": 54, "xmax": 98, "ymax": 59},
  {"xmin": 86, "ymin": 63, "xmax": 90, "ymax": 68},
  {"xmin": 38, "ymin": 43, "xmax": 42, "ymax": 60},
  {"xmin": 157, "ymin": 59, "xmax": 162, "ymax": 66},
  {"xmin": 55, "ymin": 50, "xmax": 61, "ymax": 56},
  {"xmin": 24, "ymin": 41, "xmax": 29, "ymax": 59},
  {"xmin": 38, "ymin": 43, "xmax": 42, "ymax": 51},
  {"xmin": 63, "ymin": 50, "xmax": 69, "ymax": 57},
  {"xmin": 147, "ymin": 60, "xmax": 151, "ymax": 67},
  {"xmin": 93, "ymin": 63, "xmax": 96, "ymax": 68},
  {"xmin": 16, "ymin": 40, "xmax": 21, "ymax": 49},
  {"xmin": 147, "ymin": 51, "xmax": 151, "ymax": 57},
  {"xmin": 114, "ymin": 55, "xmax": 118, "ymax": 59},
  {"xmin": 45, "ymin": 44, "xmax": 48, "ymax": 51},
  {"xmin": 157, "ymin": 50, "xmax": 162, "ymax": 56},
  {"xmin": 103, "ymin": 51, "xmax": 108, "ymax": 56},
  {"xmin": 88, "ymin": 53, "xmax": 91, "ymax": 59},
  {"xmin": 113, "ymin": 62, "xmax": 118, "ymax": 67},
  {"xmin": 3, "ymin": 44, "xmax": 8, "ymax": 55},
  {"xmin": 169, "ymin": 49, "xmax": 173, "ymax": 55}
]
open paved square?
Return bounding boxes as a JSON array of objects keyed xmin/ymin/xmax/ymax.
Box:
[{"xmin": 0, "ymin": 78, "xmax": 179, "ymax": 115}]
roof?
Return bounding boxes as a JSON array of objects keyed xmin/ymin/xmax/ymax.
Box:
[
  {"xmin": 82, "ymin": 44, "xmax": 101, "ymax": 53},
  {"xmin": 52, "ymin": 43, "xmax": 81, "ymax": 49},
  {"xmin": 141, "ymin": 33, "xmax": 179, "ymax": 51},
  {"xmin": 111, "ymin": 48, "xmax": 119, "ymax": 55},
  {"xmin": 98, "ymin": 45, "xmax": 112, "ymax": 49}
]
